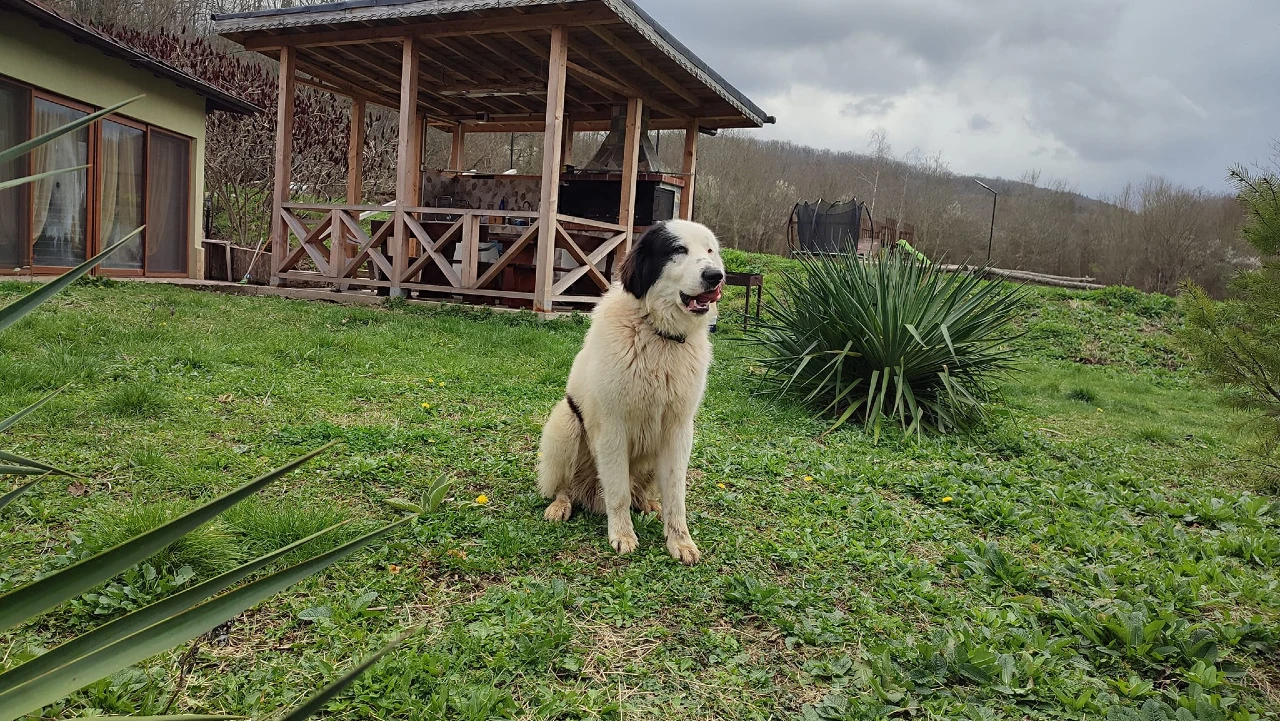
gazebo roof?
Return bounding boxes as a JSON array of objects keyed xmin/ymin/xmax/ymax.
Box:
[{"xmin": 212, "ymin": 0, "xmax": 773, "ymax": 131}]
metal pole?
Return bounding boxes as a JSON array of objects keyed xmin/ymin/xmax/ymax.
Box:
[
  {"xmin": 987, "ymin": 193, "xmax": 997, "ymax": 263},
  {"xmin": 973, "ymin": 179, "xmax": 998, "ymax": 264}
]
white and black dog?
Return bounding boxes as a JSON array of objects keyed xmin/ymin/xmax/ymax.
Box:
[{"xmin": 537, "ymin": 220, "xmax": 725, "ymax": 564}]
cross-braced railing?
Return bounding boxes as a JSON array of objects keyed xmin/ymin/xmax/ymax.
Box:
[{"xmin": 273, "ymin": 203, "xmax": 628, "ymax": 308}]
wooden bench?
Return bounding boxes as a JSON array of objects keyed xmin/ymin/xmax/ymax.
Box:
[{"xmin": 724, "ymin": 272, "xmax": 764, "ymax": 330}]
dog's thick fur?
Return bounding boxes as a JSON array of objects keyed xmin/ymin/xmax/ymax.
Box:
[{"xmin": 537, "ymin": 220, "xmax": 725, "ymax": 564}]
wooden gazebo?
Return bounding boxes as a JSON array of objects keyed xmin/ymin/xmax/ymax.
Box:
[{"xmin": 212, "ymin": 0, "xmax": 772, "ymax": 314}]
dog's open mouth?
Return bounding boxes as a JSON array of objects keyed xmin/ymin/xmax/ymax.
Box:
[{"xmin": 680, "ymin": 285, "xmax": 723, "ymax": 315}]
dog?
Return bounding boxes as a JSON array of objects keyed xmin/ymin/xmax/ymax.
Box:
[{"xmin": 537, "ymin": 220, "xmax": 725, "ymax": 565}]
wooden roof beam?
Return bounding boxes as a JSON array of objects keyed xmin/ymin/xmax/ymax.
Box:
[
  {"xmin": 241, "ymin": 6, "xmax": 619, "ymax": 51},
  {"xmin": 470, "ymin": 35, "xmax": 603, "ymax": 110},
  {"xmin": 566, "ymin": 60, "xmax": 686, "ymax": 120},
  {"xmin": 588, "ymin": 25, "xmax": 702, "ymax": 107},
  {"xmin": 426, "ymin": 37, "xmax": 543, "ymax": 115}
]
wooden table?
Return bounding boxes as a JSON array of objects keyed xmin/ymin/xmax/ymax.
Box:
[{"xmin": 724, "ymin": 272, "xmax": 764, "ymax": 330}]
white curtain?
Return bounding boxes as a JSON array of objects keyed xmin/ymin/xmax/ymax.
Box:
[
  {"xmin": 32, "ymin": 99, "xmax": 87, "ymax": 267},
  {"xmin": 100, "ymin": 121, "xmax": 144, "ymax": 269}
]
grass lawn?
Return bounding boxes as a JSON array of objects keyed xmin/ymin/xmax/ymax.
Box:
[{"xmin": 1, "ymin": 276, "xmax": 1278, "ymax": 720}]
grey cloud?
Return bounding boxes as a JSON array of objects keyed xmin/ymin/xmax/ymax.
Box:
[{"xmin": 638, "ymin": 0, "xmax": 1280, "ymax": 194}]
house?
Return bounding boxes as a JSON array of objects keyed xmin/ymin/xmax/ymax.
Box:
[
  {"xmin": 0, "ymin": 0, "xmax": 257, "ymax": 279},
  {"xmin": 212, "ymin": 0, "xmax": 772, "ymax": 314}
]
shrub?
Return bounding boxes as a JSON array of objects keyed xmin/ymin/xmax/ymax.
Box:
[
  {"xmin": 1179, "ymin": 163, "xmax": 1280, "ymax": 478},
  {"xmin": 746, "ymin": 250, "xmax": 1027, "ymax": 436}
]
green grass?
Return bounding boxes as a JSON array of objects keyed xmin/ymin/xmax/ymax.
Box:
[{"xmin": 1, "ymin": 274, "xmax": 1277, "ymax": 720}]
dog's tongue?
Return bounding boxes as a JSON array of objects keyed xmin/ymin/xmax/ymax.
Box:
[{"xmin": 697, "ymin": 285, "xmax": 723, "ymax": 304}]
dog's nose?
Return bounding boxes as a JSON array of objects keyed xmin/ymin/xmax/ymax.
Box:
[{"xmin": 701, "ymin": 268, "xmax": 725, "ymax": 287}]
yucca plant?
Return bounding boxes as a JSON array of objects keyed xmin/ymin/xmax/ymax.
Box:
[
  {"xmin": 746, "ymin": 249, "xmax": 1027, "ymax": 437},
  {"xmin": 0, "ymin": 100, "xmax": 422, "ymax": 719}
]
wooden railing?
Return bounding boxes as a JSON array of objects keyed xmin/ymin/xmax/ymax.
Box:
[{"xmin": 274, "ymin": 203, "xmax": 629, "ymax": 308}]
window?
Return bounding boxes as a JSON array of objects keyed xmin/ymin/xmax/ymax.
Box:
[
  {"xmin": 0, "ymin": 80, "xmax": 29, "ymax": 269},
  {"xmin": 0, "ymin": 76, "xmax": 193, "ymax": 276}
]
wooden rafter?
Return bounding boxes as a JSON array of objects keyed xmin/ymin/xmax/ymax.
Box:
[
  {"xmin": 428, "ymin": 37, "xmax": 542, "ymax": 115},
  {"xmin": 589, "ymin": 25, "xmax": 701, "ymax": 107},
  {"xmin": 241, "ymin": 7, "xmax": 619, "ymax": 51}
]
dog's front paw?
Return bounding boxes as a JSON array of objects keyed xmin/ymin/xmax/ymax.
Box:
[
  {"xmin": 610, "ymin": 530, "xmax": 640, "ymax": 555},
  {"xmin": 543, "ymin": 497, "xmax": 572, "ymax": 522},
  {"xmin": 667, "ymin": 538, "xmax": 701, "ymax": 565}
]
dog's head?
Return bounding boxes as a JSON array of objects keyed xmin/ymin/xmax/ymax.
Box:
[{"xmin": 620, "ymin": 220, "xmax": 725, "ymax": 316}]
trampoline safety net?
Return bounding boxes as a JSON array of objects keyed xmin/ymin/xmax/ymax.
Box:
[{"xmin": 790, "ymin": 199, "xmax": 867, "ymax": 255}]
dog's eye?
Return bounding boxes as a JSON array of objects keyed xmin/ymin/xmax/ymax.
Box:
[{"xmin": 671, "ymin": 246, "xmax": 688, "ymax": 256}]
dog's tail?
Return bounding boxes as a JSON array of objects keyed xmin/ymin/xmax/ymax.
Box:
[{"xmin": 537, "ymin": 398, "xmax": 584, "ymax": 499}]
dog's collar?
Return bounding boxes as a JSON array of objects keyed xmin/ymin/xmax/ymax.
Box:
[{"xmin": 645, "ymin": 315, "xmax": 686, "ymax": 344}]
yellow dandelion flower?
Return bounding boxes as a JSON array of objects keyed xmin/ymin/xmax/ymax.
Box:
[
  {"xmin": 428, "ymin": 439, "xmax": 436, "ymax": 444},
  {"xmin": 428, "ymin": 378, "xmax": 435, "ymax": 384},
  {"xmin": 1097, "ymin": 408, "xmax": 1104, "ymax": 413},
  {"xmin": 717, "ymin": 483, "xmax": 726, "ymax": 489},
  {"xmin": 942, "ymin": 496, "xmax": 954, "ymax": 503},
  {"xmin": 475, "ymin": 494, "xmax": 489, "ymax": 505},
  {"xmin": 804, "ymin": 475, "xmax": 814, "ymax": 482},
  {"xmin": 537, "ymin": 452, "xmax": 543, "ymax": 458},
  {"xmin": 388, "ymin": 564, "xmax": 402, "ymax": 574},
  {"xmin": 421, "ymin": 402, "xmax": 431, "ymax": 409}
]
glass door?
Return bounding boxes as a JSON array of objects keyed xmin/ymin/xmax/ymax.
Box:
[
  {"xmin": 30, "ymin": 96, "xmax": 90, "ymax": 270},
  {"xmin": 145, "ymin": 129, "xmax": 189, "ymax": 275},
  {"xmin": 99, "ymin": 119, "xmax": 145, "ymax": 272}
]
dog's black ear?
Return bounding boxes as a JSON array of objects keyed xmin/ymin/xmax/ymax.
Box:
[{"xmin": 621, "ymin": 222, "xmax": 683, "ymax": 298}]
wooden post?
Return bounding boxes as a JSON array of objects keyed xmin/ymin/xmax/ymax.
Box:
[
  {"xmin": 347, "ymin": 99, "xmax": 365, "ymax": 205},
  {"xmin": 413, "ymin": 114, "xmax": 426, "ymax": 206},
  {"xmin": 561, "ymin": 115, "xmax": 574, "ymax": 167},
  {"xmin": 679, "ymin": 119, "xmax": 698, "ymax": 221},
  {"xmin": 450, "ymin": 124, "xmax": 466, "ymax": 171},
  {"xmin": 533, "ymin": 25, "xmax": 568, "ymax": 315},
  {"xmin": 269, "ymin": 46, "xmax": 296, "ymax": 287},
  {"xmin": 341, "ymin": 98, "xmax": 365, "ymax": 282},
  {"xmin": 618, "ymin": 97, "xmax": 643, "ymax": 256},
  {"xmin": 392, "ymin": 36, "xmax": 420, "ymax": 297}
]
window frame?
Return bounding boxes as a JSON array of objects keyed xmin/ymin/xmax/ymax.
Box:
[{"xmin": 0, "ymin": 72, "xmax": 194, "ymax": 278}]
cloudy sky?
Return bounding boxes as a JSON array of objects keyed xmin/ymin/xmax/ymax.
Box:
[{"xmin": 640, "ymin": 0, "xmax": 1279, "ymax": 198}]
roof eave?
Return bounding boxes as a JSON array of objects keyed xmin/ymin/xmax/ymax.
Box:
[{"xmin": 2, "ymin": 0, "xmax": 260, "ymax": 116}]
